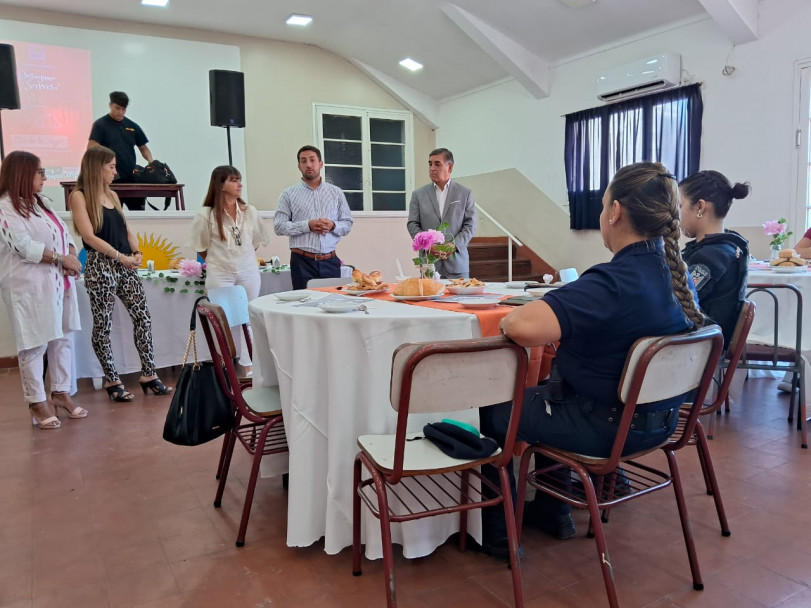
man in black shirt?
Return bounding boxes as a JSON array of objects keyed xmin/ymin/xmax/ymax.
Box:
[{"xmin": 88, "ymin": 91, "xmax": 153, "ymax": 211}]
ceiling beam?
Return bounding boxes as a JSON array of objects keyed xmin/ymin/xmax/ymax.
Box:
[
  {"xmin": 350, "ymin": 60, "xmax": 440, "ymax": 129},
  {"xmin": 441, "ymin": 3, "xmax": 550, "ymax": 99},
  {"xmin": 696, "ymin": 0, "xmax": 759, "ymax": 44}
]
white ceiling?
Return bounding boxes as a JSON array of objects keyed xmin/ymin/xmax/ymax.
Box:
[{"xmin": 0, "ymin": 0, "xmax": 756, "ymax": 101}]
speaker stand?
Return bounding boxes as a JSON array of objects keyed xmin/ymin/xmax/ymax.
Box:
[
  {"xmin": 226, "ymin": 125, "xmax": 233, "ymax": 166},
  {"xmin": 0, "ymin": 109, "xmax": 5, "ymax": 162}
]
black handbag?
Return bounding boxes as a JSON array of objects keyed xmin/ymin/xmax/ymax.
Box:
[
  {"xmin": 135, "ymin": 160, "xmax": 177, "ymax": 184},
  {"xmin": 162, "ymin": 296, "xmax": 234, "ymax": 446},
  {"xmin": 423, "ymin": 421, "xmax": 499, "ymax": 460}
]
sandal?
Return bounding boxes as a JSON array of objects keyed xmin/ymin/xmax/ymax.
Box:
[
  {"xmin": 105, "ymin": 384, "xmax": 135, "ymax": 402},
  {"xmin": 139, "ymin": 378, "xmax": 173, "ymax": 396},
  {"xmin": 30, "ymin": 402, "xmax": 61, "ymax": 430},
  {"xmin": 51, "ymin": 392, "xmax": 89, "ymax": 419}
]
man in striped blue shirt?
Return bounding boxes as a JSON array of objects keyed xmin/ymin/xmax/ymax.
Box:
[{"xmin": 274, "ymin": 146, "xmax": 354, "ymax": 289}]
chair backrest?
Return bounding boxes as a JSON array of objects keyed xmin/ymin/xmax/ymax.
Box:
[
  {"xmin": 607, "ymin": 325, "xmax": 724, "ymax": 469},
  {"xmin": 206, "ymin": 285, "xmax": 252, "ymax": 359},
  {"xmin": 387, "ymin": 336, "xmax": 529, "ymax": 479},
  {"xmin": 207, "ymin": 285, "xmax": 250, "ymax": 327},
  {"xmin": 196, "ymin": 300, "xmax": 253, "ymax": 419},
  {"xmin": 709, "ymin": 300, "xmax": 756, "ymax": 414},
  {"xmin": 307, "ymin": 277, "xmax": 348, "ymax": 288},
  {"xmin": 743, "ymin": 283, "xmax": 803, "ymax": 358}
]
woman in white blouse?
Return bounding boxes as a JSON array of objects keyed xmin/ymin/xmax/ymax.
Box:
[
  {"xmin": 188, "ymin": 166, "xmax": 269, "ymax": 370},
  {"xmin": 0, "ymin": 151, "xmax": 86, "ymax": 429}
]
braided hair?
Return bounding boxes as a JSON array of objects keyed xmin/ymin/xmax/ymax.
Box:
[
  {"xmin": 679, "ymin": 170, "xmax": 750, "ymax": 218},
  {"xmin": 608, "ymin": 162, "xmax": 705, "ymax": 329}
]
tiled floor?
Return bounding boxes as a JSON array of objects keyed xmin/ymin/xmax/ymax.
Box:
[{"xmin": 1, "ymin": 367, "xmax": 809, "ymax": 607}]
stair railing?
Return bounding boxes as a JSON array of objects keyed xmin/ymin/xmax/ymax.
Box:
[{"xmin": 475, "ymin": 203, "xmax": 523, "ymax": 282}]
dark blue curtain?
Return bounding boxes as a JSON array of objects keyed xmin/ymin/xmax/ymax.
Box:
[{"xmin": 565, "ymin": 84, "xmax": 703, "ymax": 230}]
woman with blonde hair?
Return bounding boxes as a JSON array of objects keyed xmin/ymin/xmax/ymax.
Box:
[
  {"xmin": 0, "ymin": 151, "xmax": 85, "ymax": 428},
  {"xmin": 70, "ymin": 145, "xmax": 171, "ymax": 401},
  {"xmin": 188, "ymin": 165, "xmax": 268, "ymax": 370},
  {"xmin": 479, "ymin": 162, "xmax": 705, "ymax": 559}
]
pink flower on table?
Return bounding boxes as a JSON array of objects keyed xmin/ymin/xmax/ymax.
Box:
[
  {"xmin": 178, "ymin": 259, "xmax": 203, "ymax": 277},
  {"xmin": 763, "ymin": 220, "xmax": 786, "ymax": 237},
  {"xmin": 412, "ymin": 229, "xmax": 445, "ymax": 252}
]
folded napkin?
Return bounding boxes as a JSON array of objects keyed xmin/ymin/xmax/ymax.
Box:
[{"xmin": 423, "ymin": 421, "xmax": 498, "ymax": 460}]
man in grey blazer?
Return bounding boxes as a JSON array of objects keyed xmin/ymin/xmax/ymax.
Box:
[{"xmin": 407, "ymin": 148, "xmax": 477, "ymax": 279}]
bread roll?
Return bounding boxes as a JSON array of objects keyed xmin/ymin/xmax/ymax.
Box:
[
  {"xmin": 393, "ymin": 278, "xmax": 444, "ymax": 296},
  {"xmin": 779, "ymin": 249, "xmax": 797, "ymax": 259}
]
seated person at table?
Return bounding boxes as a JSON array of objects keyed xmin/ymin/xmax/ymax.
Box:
[
  {"xmin": 70, "ymin": 145, "xmax": 172, "ymax": 402},
  {"xmin": 479, "ymin": 162, "xmax": 705, "ymax": 559},
  {"xmin": 679, "ymin": 170, "xmax": 750, "ymax": 346},
  {"xmin": 795, "ymin": 227, "xmax": 811, "ymax": 259}
]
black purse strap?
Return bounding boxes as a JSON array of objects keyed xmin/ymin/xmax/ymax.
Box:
[{"xmin": 182, "ymin": 295, "xmax": 210, "ymax": 368}]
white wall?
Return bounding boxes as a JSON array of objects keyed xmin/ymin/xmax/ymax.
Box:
[
  {"xmin": 0, "ymin": 18, "xmax": 244, "ymax": 209},
  {"xmin": 438, "ymin": 0, "xmax": 811, "ymax": 255}
]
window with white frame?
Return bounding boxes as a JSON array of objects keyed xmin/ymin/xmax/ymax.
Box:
[
  {"xmin": 796, "ymin": 63, "xmax": 811, "ymax": 232},
  {"xmin": 314, "ymin": 104, "xmax": 414, "ymax": 212}
]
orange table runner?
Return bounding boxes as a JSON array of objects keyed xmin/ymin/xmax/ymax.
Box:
[{"xmin": 313, "ymin": 286, "xmax": 511, "ymax": 337}]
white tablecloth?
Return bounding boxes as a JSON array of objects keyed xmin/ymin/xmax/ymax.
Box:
[
  {"xmin": 250, "ymin": 289, "xmax": 503, "ymax": 559},
  {"xmin": 70, "ymin": 269, "xmax": 292, "ymax": 385}
]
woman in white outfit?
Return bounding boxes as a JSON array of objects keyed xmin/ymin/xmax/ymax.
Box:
[
  {"xmin": 188, "ymin": 166, "xmax": 269, "ymax": 370},
  {"xmin": 0, "ymin": 151, "xmax": 86, "ymax": 429}
]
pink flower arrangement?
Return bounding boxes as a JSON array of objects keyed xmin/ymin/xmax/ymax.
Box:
[
  {"xmin": 412, "ymin": 229, "xmax": 446, "ymax": 253},
  {"xmin": 178, "ymin": 258, "xmax": 204, "ymax": 278},
  {"xmin": 762, "ymin": 218, "xmax": 793, "ymax": 248},
  {"xmin": 411, "ymin": 224, "xmax": 456, "ymax": 273}
]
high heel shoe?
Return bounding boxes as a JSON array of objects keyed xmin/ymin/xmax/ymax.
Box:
[
  {"xmin": 139, "ymin": 378, "xmax": 173, "ymax": 396},
  {"xmin": 51, "ymin": 392, "xmax": 89, "ymax": 419},
  {"xmin": 105, "ymin": 384, "xmax": 135, "ymax": 402},
  {"xmin": 30, "ymin": 402, "xmax": 61, "ymax": 430}
]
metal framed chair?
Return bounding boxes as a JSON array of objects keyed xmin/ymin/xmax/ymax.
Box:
[
  {"xmin": 207, "ymin": 284, "xmax": 252, "ymax": 359},
  {"xmin": 735, "ymin": 284, "xmax": 806, "ymax": 447},
  {"xmin": 352, "ymin": 336, "xmax": 529, "ymax": 608},
  {"xmin": 667, "ymin": 300, "xmax": 755, "ymax": 537},
  {"xmin": 307, "ymin": 277, "xmax": 348, "ymax": 288},
  {"xmin": 515, "ymin": 326, "xmax": 724, "ymax": 608},
  {"xmin": 196, "ymin": 300, "xmax": 288, "ymax": 547}
]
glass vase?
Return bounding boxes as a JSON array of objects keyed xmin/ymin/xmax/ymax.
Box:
[
  {"xmin": 417, "ymin": 263, "xmax": 436, "ymax": 279},
  {"xmin": 769, "ymin": 244, "xmax": 781, "ymax": 261}
]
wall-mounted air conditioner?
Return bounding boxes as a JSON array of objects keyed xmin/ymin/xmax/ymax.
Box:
[{"xmin": 596, "ymin": 53, "xmax": 681, "ymax": 103}]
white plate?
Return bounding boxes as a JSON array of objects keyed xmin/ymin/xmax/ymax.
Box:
[
  {"xmin": 274, "ymin": 290, "xmax": 311, "ymax": 302},
  {"xmin": 318, "ymin": 301, "xmax": 362, "ymax": 313},
  {"xmin": 446, "ymin": 285, "xmax": 486, "ymax": 295},
  {"xmin": 771, "ymin": 265, "xmax": 808, "ymax": 274},
  {"xmin": 391, "ymin": 294, "xmax": 444, "ymax": 301},
  {"xmin": 505, "ymin": 281, "xmax": 529, "ymax": 289},
  {"xmin": 458, "ymin": 298, "xmax": 502, "ymax": 309},
  {"xmin": 526, "ymin": 286, "xmax": 559, "ymax": 296},
  {"xmin": 340, "ymin": 285, "xmax": 390, "ymax": 295}
]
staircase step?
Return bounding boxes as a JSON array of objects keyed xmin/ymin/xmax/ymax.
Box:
[
  {"xmin": 469, "ymin": 259, "xmax": 532, "ymax": 281},
  {"xmin": 468, "ymin": 242, "xmax": 515, "ymax": 261}
]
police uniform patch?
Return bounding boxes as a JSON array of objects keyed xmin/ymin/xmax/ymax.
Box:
[{"xmin": 690, "ymin": 264, "xmax": 711, "ymax": 289}]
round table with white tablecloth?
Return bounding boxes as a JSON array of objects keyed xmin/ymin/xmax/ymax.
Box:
[{"xmin": 249, "ymin": 289, "xmax": 497, "ymax": 560}]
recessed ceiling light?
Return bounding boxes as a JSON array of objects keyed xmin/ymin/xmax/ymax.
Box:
[
  {"xmin": 141, "ymin": 0, "xmax": 169, "ymax": 7},
  {"xmin": 286, "ymin": 14, "xmax": 313, "ymax": 26},
  {"xmin": 399, "ymin": 58, "xmax": 423, "ymax": 72}
]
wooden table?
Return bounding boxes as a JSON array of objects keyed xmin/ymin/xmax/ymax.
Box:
[{"xmin": 60, "ymin": 181, "xmax": 186, "ymax": 210}]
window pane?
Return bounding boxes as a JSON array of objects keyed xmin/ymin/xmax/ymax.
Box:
[
  {"xmin": 322, "ymin": 114, "xmax": 362, "ymax": 140},
  {"xmin": 370, "ymin": 119, "xmax": 404, "ymax": 143},
  {"xmin": 372, "ymin": 168, "xmax": 405, "ymax": 191},
  {"xmin": 373, "ymin": 192, "xmax": 406, "ymax": 211},
  {"xmin": 326, "ymin": 166, "xmax": 363, "ymax": 191},
  {"xmin": 344, "ymin": 191, "xmax": 364, "ymax": 212},
  {"xmin": 324, "ymin": 141, "xmax": 362, "ymax": 165},
  {"xmin": 371, "ymin": 144, "xmax": 404, "ymax": 167}
]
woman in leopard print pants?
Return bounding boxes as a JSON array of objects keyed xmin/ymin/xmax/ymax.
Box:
[{"xmin": 70, "ymin": 146, "xmax": 172, "ymax": 402}]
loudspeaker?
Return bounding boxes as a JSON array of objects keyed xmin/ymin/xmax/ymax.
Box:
[
  {"xmin": 209, "ymin": 69, "xmax": 245, "ymax": 128},
  {"xmin": 0, "ymin": 44, "xmax": 20, "ymax": 110}
]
